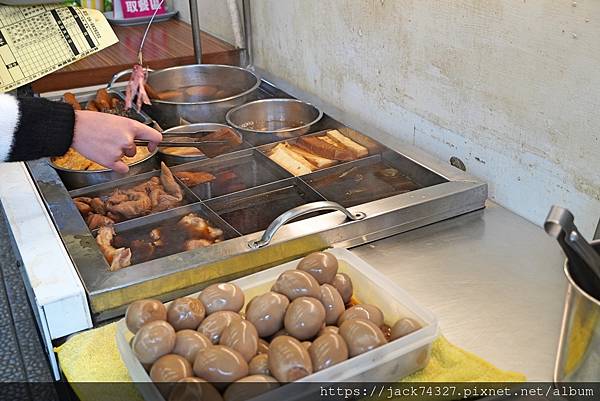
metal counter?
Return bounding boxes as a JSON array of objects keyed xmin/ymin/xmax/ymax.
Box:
[
  {"xmin": 0, "ymin": 77, "xmax": 564, "ymax": 382},
  {"xmin": 352, "ymin": 201, "xmax": 567, "ymax": 381},
  {"xmin": 0, "ymin": 162, "xmax": 564, "ymax": 381},
  {"xmin": 26, "ymin": 79, "xmax": 487, "ymax": 321}
]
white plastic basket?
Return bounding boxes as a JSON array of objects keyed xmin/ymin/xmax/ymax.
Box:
[{"xmin": 116, "ymin": 248, "xmax": 439, "ymax": 401}]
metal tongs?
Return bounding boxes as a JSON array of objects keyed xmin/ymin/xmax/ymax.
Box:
[
  {"xmin": 134, "ymin": 136, "xmax": 229, "ymax": 148},
  {"xmin": 134, "ymin": 135, "xmax": 230, "ymax": 157},
  {"xmin": 135, "ymin": 140, "xmax": 227, "ymax": 147},
  {"xmin": 135, "ymin": 123, "xmax": 229, "ymax": 148},
  {"xmin": 134, "ymin": 120, "xmax": 239, "ymax": 158},
  {"xmin": 545, "ymin": 205, "xmax": 600, "ymax": 296}
]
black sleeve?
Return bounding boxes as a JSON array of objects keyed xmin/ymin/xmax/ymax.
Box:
[{"xmin": 7, "ymin": 97, "xmax": 75, "ymax": 162}]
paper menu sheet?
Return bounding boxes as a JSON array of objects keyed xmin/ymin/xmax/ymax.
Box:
[{"xmin": 0, "ymin": 5, "xmax": 118, "ymax": 93}]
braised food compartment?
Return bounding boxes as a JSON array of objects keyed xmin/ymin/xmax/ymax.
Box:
[
  {"xmin": 94, "ymin": 204, "xmax": 240, "ymax": 269},
  {"xmin": 302, "ymin": 151, "xmax": 447, "ymax": 208},
  {"xmin": 258, "ymin": 128, "xmax": 384, "ymax": 177},
  {"xmin": 69, "ymin": 165, "xmax": 199, "ymax": 229},
  {"xmin": 171, "ymin": 150, "xmax": 291, "ymax": 200},
  {"xmin": 29, "ymin": 79, "xmax": 487, "ymax": 320},
  {"xmin": 206, "ymin": 178, "xmax": 325, "ymax": 235}
]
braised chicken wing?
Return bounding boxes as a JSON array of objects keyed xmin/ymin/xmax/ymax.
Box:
[
  {"xmin": 130, "ymin": 240, "xmax": 156, "ymax": 264},
  {"xmin": 86, "ymin": 214, "xmax": 115, "ymax": 230},
  {"xmin": 74, "ymin": 164, "xmax": 184, "ymax": 230},
  {"xmin": 106, "ymin": 189, "xmax": 130, "ymax": 205},
  {"xmin": 177, "ymin": 213, "xmax": 210, "ymax": 239},
  {"xmin": 183, "ymin": 239, "xmax": 212, "ymax": 251},
  {"xmin": 107, "ymin": 190, "xmax": 152, "ymax": 220},
  {"xmin": 174, "ymin": 171, "xmax": 216, "ymax": 187},
  {"xmin": 74, "ymin": 200, "xmax": 92, "ymax": 216},
  {"xmin": 176, "ymin": 213, "xmax": 225, "ymax": 241},
  {"xmin": 90, "ymin": 197, "xmax": 106, "ymax": 215},
  {"xmin": 151, "ymin": 191, "xmax": 182, "ymax": 213},
  {"xmin": 96, "ymin": 226, "xmax": 131, "ymax": 271},
  {"xmin": 160, "ymin": 162, "xmax": 183, "ymax": 199}
]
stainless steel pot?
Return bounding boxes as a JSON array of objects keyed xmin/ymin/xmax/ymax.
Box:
[
  {"xmin": 49, "ymin": 149, "xmax": 159, "ymax": 190},
  {"xmin": 226, "ymin": 98, "xmax": 323, "ymax": 146},
  {"xmin": 108, "ymin": 65, "xmax": 260, "ymax": 128},
  {"xmin": 555, "ymin": 240, "xmax": 600, "ymax": 382}
]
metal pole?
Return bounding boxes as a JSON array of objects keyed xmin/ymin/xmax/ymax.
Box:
[
  {"xmin": 189, "ymin": 0, "xmax": 202, "ymax": 64},
  {"xmin": 242, "ymin": 0, "xmax": 253, "ymax": 68}
]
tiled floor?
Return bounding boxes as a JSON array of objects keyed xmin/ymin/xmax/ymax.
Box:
[{"xmin": 0, "ymin": 212, "xmax": 60, "ymax": 399}]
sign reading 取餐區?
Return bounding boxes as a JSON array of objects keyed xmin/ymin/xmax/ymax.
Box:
[{"xmin": 119, "ymin": 0, "xmax": 165, "ymax": 19}]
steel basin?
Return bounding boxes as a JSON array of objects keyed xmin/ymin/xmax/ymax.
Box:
[
  {"xmin": 109, "ymin": 64, "xmax": 260, "ymax": 128},
  {"xmin": 49, "ymin": 149, "xmax": 159, "ymax": 190},
  {"xmin": 226, "ymin": 98, "xmax": 323, "ymax": 146}
]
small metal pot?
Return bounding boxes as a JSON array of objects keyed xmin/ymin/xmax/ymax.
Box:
[
  {"xmin": 226, "ymin": 98, "xmax": 323, "ymax": 146},
  {"xmin": 555, "ymin": 240, "xmax": 600, "ymax": 382},
  {"xmin": 49, "ymin": 149, "xmax": 158, "ymax": 190},
  {"xmin": 108, "ymin": 64, "xmax": 260, "ymax": 128},
  {"xmin": 157, "ymin": 123, "xmax": 242, "ymax": 166}
]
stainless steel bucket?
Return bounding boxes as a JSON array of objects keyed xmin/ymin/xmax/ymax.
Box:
[
  {"xmin": 108, "ymin": 65, "xmax": 260, "ymax": 128},
  {"xmin": 554, "ymin": 241, "xmax": 600, "ymax": 382}
]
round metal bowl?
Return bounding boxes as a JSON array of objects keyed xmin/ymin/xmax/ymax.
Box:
[
  {"xmin": 225, "ymin": 98, "xmax": 323, "ymax": 146},
  {"xmin": 157, "ymin": 123, "xmax": 242, "ymax": 166},
  {"xmin": 49, "ymin": 148, "xmax": 159, "ymax": 190},
  {"xmin": 110, "ymin": 64, "xmax": 261, "ymax": 128}
]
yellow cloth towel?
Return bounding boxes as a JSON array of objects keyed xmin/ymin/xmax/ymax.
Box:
[
  {"xmin": 56, "ymin": 324, "xmax": 525, "ymax": 401},
  {"xmin": 55, "ymin": 323, "xmax": 144, "ymax": 401},
  {"xmin": 404, "ymin": 335, "xmax": 525, "ymax": 382}
]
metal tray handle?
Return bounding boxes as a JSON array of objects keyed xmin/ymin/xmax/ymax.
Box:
[
  {"xmin": 248, "ymin": 201, "xmax": 366, "ymax": 249},
  {"xmin": 107, "ymin": 68, "xmax": 155, "ymax": 91}
]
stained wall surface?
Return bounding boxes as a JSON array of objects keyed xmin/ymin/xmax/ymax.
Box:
[{"xmin": 174, "ymin": 0, "xmax": 242, "ymax": 46}]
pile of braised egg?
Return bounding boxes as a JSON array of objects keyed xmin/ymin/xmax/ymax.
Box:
[{"xmin": 126, "ymin": 252, "xmax": 421, "ymax": 401}]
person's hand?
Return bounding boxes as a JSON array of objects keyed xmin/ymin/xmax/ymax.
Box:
[{"xmin": 71, "ymin": 110, "xmax": 162, "ymax": 173}]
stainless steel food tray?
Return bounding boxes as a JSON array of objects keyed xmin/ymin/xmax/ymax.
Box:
[{"xmin": 27, "ymin": 80, "xmax": 487, "ymax": 322}]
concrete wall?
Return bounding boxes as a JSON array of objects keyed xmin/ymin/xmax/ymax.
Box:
[
  {"xmin": 179, "ymin": 0, "xmax": 600, "ymax": 236},
  {"xmin": 174, "ymin": 0, "xmax": 241, "ymax": 46},
  {"xmin": 246, "ymin": 0, "xmax": 600, "ymax": 236}
]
